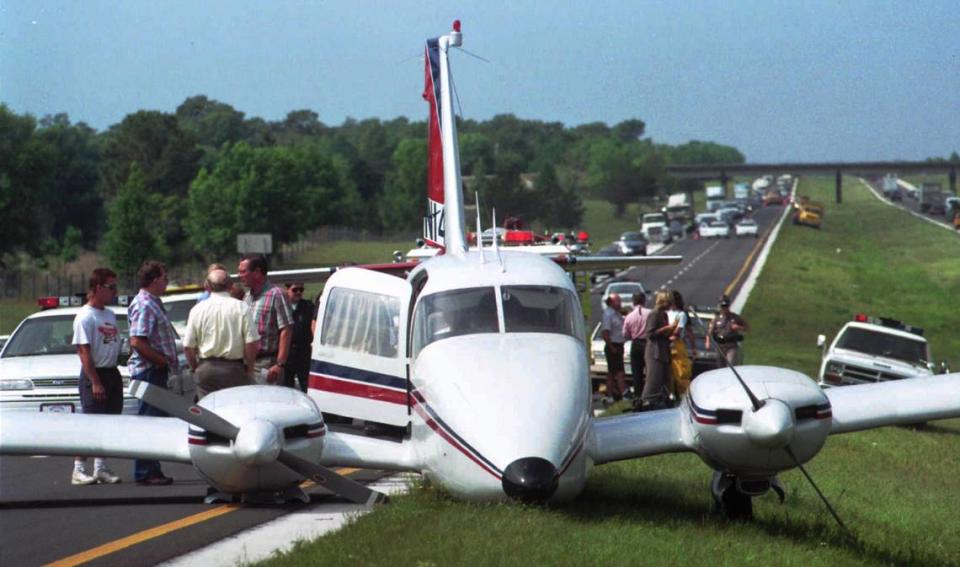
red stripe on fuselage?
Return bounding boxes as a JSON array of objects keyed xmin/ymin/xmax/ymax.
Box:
[
  {"xmin": 692, "ymin": 414, "xmax": 719, "ymax": 425},
  {"xmin": 411, "ymin": 399, "xmax": 502, "ymax": 480},
  {"xmin": 309, "ymin": 373, "xmax": 407, "ymax": 405}
]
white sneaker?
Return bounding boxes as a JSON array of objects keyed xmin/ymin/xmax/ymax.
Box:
[
  {"xmin": 95, "ymin": 467, "xmax": 121, "ymax": 484},
  {"xmin": 71, "ymin": 469, "xmax": 97, "ymax": 485}
]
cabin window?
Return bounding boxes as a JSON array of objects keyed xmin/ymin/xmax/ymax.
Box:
[
  {"xmin": 321, "ymin": 287, "xmax": 400, "ymax": 358},
  {"xmin": 501, "ymin": 286, "xmax": 583, "ymax": 341},
  {"xmin": 412, "ymin": 287, "xmax": 498, "ymax": 355}
]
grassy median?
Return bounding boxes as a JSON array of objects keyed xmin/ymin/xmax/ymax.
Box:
[{"xmin": 259, "ymin": 177, "xmax": 960, "ymax": 566}]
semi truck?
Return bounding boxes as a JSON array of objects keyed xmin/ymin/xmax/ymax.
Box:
[
  {"xmin": 882, "ymin": 174, "xmax": 901, "ymax": 201},
  {"xmin": 919, "ymin": 182, "xmax": 946, "ymax": 215},
  {"xmin": 705, "ymin": 185, "xmax": 725, "ymax": 212}
]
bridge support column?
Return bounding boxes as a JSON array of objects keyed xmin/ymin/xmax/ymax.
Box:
[
  {"xmin": 835, "ymin": 170, "xmax": 842, "ymax": 204},
  {"xmin": 950, "ymin": 167, "xmax": 957, "ymax": 195},
  {"xmin": 720, "ymin": 171, "xmax": 729, "ymax": 196}
]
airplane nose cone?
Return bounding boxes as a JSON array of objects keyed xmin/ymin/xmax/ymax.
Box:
[{"xmin": 502, "ymin": 457, "xmax": 559, "ymax": 503}]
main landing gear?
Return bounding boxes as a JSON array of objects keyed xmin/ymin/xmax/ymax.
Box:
[{"xmin": 711, "ymin": 471, "xmax": 785, "ymax": 520}]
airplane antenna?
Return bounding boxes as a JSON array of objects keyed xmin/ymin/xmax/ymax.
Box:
[
  {"xmin": 476, "ymin": 191, "xmax": 485, "ymax": 264},
  {"xmin": 491, "ymin": 207, "xmax": 504, "ymax": 271},
  {"xmin": 455, "ymin": 47, "xmax": 491, "ymax": 64},
  {"xmin": 687, "ymin": 307, "xmax": 855, "ymax": 540}
]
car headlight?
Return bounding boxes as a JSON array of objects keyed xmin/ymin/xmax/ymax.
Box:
[
  {"xmin": 0, "ymin": 379, "xmax": 35, "ymax": 391},
  {"xmin": 826, "ymin": 361, "xmax": 843, "ymax": 374}
]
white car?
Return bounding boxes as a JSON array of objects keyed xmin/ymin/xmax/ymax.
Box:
[
  {"xmin": 734, "ymin": 218, "xmax": 759, "ymax": 237},
  {"xmin": 160, "ymin": 291, "xmax": 204, "ymax": 337},
  {"xmin": 0, "ymin": 303, "xmax": 139, "ymax": 414},
  {"xmin": 0, "ymin": 297, "xmax": 196, "ymax": 414},
  {"xmin": 601, "ymin": 281, "xmax": 648, "ymax": 311},
  {"xmin": 699, "ymin": 221, "xmax": 730, "ymax": 238}
]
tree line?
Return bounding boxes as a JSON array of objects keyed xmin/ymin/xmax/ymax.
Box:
[{"xmin": 0, "ymin": 97, "xmax": 747, "ymax": 274}]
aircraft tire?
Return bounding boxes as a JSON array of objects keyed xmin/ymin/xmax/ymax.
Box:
[{"xmin": 720, "ymin": 486, "xmax": 754, "ymax": 520}]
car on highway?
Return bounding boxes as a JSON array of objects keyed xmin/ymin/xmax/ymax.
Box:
[
  {"xmin": 734, "ymin": 218, "xmax": 759, "ymax": 238},
  {"xmin": 699, "ymin": 220, "xmax": 731, "ymax": 238},
  {"xmin": 601, "ymin": 281, "xmax": 648, "ymax": 311},
  {"xmin": 0, "ymin": 300, "xmax": 140, "ymax": 414},
  {"xmin": 617, "ymin": 231, "xmax": 648, "ymax": 256}
]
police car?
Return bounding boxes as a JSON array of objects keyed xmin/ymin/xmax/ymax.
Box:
[
  {"xmin": 0, "ymin": 295, "xmax": 194, "ymax": 414},
  {"xmin": 816, "ymin": 314, "xmax": 947, "ymax": 387}
]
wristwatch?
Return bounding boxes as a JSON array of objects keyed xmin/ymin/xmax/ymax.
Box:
[{"xmin": 276, "ymin": 362, "xmax": 286, "ymax": 368}]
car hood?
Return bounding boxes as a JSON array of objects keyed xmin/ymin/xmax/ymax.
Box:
[
  {"xmin": 829, "ymin": 348, "xmax": 930, "ymax": 376},
  {"xmin": 0, "ymin": 355, "xmax": 131, "ymax": 379}
]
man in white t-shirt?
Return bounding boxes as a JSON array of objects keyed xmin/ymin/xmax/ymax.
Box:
[
  {"xmin": 600, "ymin": 293, "xmax": 626, "ymax": 403},
  {"xmin": 70, "ymin": 268, "xmax": 124, "ymax": 485}
]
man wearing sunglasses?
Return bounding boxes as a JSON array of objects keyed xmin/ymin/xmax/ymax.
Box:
[{"xmin": 283, "ymin": 282, "xmax": 315, "ymax": 392}]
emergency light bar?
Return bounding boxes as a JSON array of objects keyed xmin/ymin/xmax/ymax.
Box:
[
  {"xmin": 37, "ymin": 295, "xmax": 132, "ymax": 310},
  {"xmin": 853, "ymin": 313, "xmax": 924, "ymax": 336}
]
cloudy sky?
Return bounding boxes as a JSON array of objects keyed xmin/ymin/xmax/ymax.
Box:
[{"xmin": 2, "ymin": 0, "xmax": 957, "ymax": 162}]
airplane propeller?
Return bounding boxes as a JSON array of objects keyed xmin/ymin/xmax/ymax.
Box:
[
  {"xmin": 687, "ymin": 308, "xmax": 852, "ymax": 537},
  {"xmin": 130, "ymin": 380, "xmax": 388, "ymax": 506}
]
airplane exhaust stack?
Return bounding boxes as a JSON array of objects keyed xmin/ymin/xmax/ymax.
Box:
[{"xmin": 502, "ymin": 457, "xmax": 559, "ymax": 503}]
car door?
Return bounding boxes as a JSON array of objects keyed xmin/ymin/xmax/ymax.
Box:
[{"xmin": 311, "ymin": 268, "xmax": 412, "ymax": 426}]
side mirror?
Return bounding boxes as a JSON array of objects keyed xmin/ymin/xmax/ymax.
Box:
[
  {"xmin": 816, "ymin": 334, "xmax": 826, "ymax": 348},
  {"xmin": 940, "ymin": 361, "xmax": 951, "ymax": 374}
]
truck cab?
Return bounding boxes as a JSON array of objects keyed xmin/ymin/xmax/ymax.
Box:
[
  {"xmin": 640, "ymin": 213, "xmax": 669, "ymax": 242},
  {"xmin": 816, "ymin": 314, "xmax": 944, "ymax": 387}
]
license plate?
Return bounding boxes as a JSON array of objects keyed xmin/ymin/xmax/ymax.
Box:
[{"xmin": 40, "ymin": 403, "xmax": 75, "ymax": 413}]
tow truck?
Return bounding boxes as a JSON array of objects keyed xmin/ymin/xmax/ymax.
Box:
[{"xmin": 816, "ymin": 314, "xmax": 948, "ymax": 388}]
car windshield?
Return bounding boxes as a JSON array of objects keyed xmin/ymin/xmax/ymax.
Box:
[
  {"xmin": 501, "ymin": 286, "xmax": 583, "ymax": 340},
  {"xmin": 836, "ymin": 328, "xmax": 929, "ymax": 365},
  {"xmin": 620, "ymin": 232, "xmax": 644, "ymax": 241},
  {"xmin": 412, "ymin": 287, "xmax": 499, "ymax": 355},
  {"xmin": 738, "ymin": 220, "xmax": 756, "ymax": 226},
  {"xmin": 163, "ymin": 299, "xmax": 196, "ymax": 331},
  {"xmin": 2, "ymin": 314, "xmax": 129, "ymax": 358}
]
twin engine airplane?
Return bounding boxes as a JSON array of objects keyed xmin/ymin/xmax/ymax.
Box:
[{"xmin": 3, "ymin": 23, "xmax": 959, "ymax": 522}]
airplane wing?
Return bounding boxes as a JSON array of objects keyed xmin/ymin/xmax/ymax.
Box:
[
  {"xmin": 825, "ymin": 373, "xmax": 960, "ymax": 434},
  {"xmin": 553, "ymin": 254, "xmax": 683, "ymax": 271},
  {"xmin": 589, "ymin": 407, "xmax": 693, "ymax": 465},
  {"xmin": 320, "ymin": 430, "xmax": 420, "ymax": 472},
  {"xmin": 0, "ymin": 413, "xmax": 191, "ymax": 462},
  {"xmin": 232, "ymin": 261, "xmax": 421, "ymax": 285}
]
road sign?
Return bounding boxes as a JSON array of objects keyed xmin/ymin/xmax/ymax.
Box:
[{"xmin": 237, "ymin": 233, "xmax": 273, "ymax": 255}]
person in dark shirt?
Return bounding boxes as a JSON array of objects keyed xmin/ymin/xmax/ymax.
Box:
[{"xmin": 284, "ymin": 282, "xmax": 315, "ymax": 392}]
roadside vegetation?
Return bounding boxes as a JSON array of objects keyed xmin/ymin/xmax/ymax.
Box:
[{"xmin": 257, "ymin": 176, "xmax": 960, "ymax": 567}]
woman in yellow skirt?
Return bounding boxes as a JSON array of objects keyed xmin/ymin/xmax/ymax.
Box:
[{"xmin": 667, "ymin": 290, "xmax": 695, "ymax": 399}]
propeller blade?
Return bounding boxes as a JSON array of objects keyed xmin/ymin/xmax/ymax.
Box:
[
  {"xmin": 129, "ymin": 380, "xmax": 240, "ymax": 440},
  {"xmin": 784, "ymin": 445, "xmax": 854, "ymax": 539},
  {"xmin": 687, "ymin": 308, "xmax": 763, "ymax": 411},
  {"xmin": 278, "ymin": 449, "xmax": 389, "ymax": 506}
]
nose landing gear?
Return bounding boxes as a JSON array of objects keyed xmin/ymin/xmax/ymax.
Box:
[{"xmin": 711, "ymin": 471, "xmax": 785, "ymax": 520}]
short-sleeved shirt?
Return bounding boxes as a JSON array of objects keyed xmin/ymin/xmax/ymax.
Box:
[
  {"xmin": 623, "ymin": 306, "xmax": 651, "ymax": 342},
  {"xmin": 667, "ymin": 309, "xmax": 688, "ymax": 330},
  {"xmin": 600, "ymin": 306, "xmax": 625, "ymax": 344},
  {"xmin": 72, "ymin": 305, "xmax": 121, "ymax": 368},
  {"xmin": 244, "ymin": 281, "xmax": 293, "ymax": 356},
  {"xmin": 184, "ymin": 291, "xmax": 260, "ymax": 360},
  {"xmin": 711, "ymin": 311, "xmax": 747, "ymax": 340},
  {"xmin": 128, "ymin": 289, "xmax": 180, "ymax": 375}
]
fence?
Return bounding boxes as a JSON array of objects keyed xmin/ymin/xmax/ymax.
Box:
[{"xmin": 0, "ymin": 226, "xmax": 418, "ymax": 301}]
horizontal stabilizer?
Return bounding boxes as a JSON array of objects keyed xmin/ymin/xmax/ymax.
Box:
[
  {"xmin": 230, "ymin": 262, "xmax": 420, "ymax": 285},
  {"xmin": 590, "ymin": 407, "xmax": 691, "ymax": 464},
  {"xmin": 826, "ymin": 373, "xmax": 960, "ymax": 434},
  {"xmin": 0, "ymin": 413, "xmax": 191, "ymax": 463}
]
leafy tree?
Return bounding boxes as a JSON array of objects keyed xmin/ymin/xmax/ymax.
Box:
[
  {"xmin": 175, "ymin": 96, "xmax": 249, "ymax": 151},
  {"xmin": 0, "ymin": 105, "xmax": 55, "ymax": 259},
  {"xmin": 380, "ymin": 139, "xmax": 427, "ymax": 232},
  {"xmin": 533, "ymin": 163, "xmax": 584, "ymax": 230},
  {"xmin": 612, "ymin": 119, "xmax": 646, "ymax": 142},
  {"xmin": 104, "ymin": 165, "xmax": 162, "ymax": 274},
  {"xmin": 584, "ymin": 137, "xmax": 639, "ymax": 216},
  {"xmin": 60, "ymin": 225, "xmax": 83, "ymax": 262}
]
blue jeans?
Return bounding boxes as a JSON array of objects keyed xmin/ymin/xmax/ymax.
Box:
[{"xmin": 133, "ymin": 366, "xmax": 169, "ymax": 481}]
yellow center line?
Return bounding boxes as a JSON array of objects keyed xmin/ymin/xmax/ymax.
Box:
[
  {"xmin": 723, "ymin": 216, "xmax": 778, "ymax": 297},
  {"xmin": 45, "ymin": 467, "xmax": 362, "ymax": 567}
]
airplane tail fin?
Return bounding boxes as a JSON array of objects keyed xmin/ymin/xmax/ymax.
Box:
[{"xmin": 422, "ymin": 21, "xmax": 468, "ymax": 256}]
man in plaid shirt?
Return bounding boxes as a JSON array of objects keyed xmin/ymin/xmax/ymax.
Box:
[
  {"xmin": 238, "ymin": 254, "xmax": 293, "ymax": 385},
  {"xmin": 128, "ymin": 260, "xmax": 180, "ymax": 485}
]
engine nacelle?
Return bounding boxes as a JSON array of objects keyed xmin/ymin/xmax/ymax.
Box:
[{"xmin": 687, "ymin": 366, "xmax": 831, "ymax": 479}]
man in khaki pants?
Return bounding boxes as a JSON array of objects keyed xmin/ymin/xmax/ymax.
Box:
[{"xmin": 184, "ymin": 269, "xmax": 260, "ymax": 399}]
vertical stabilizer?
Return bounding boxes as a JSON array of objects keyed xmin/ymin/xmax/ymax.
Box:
[{"xmin": 422, "ymin": 21, "xmax": 468, "ymax": 256}]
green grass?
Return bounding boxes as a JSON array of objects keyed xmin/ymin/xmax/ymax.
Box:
[
  {"xmin": 0, "ymin": 299, "xmax": 36, "ymax": 335},
  {"xmin": 257, "ymin": 176, "xmax": 960, "ymax": 565}
]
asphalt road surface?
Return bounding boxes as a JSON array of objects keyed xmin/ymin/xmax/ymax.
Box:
[
  {"xmin": 0, "ymin": 441, "xmax": 389, "ymax": 566},
  {"xmin": 588, "ymin": 204, "xmax": 786, "ymax": 328}
]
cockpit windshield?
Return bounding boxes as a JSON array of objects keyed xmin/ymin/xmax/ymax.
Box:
[
  {"xmin": 412, "ymin": 287, "xmax": 499, "ymax": 355},
  {"xmin": 501, "ymin": 285, "xmax": 582, "ymax": 340}
]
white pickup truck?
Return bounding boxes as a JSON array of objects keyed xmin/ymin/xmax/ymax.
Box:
[{"xmin": 816, "ymin": 314, "xmax": 946, "ymax": 387}]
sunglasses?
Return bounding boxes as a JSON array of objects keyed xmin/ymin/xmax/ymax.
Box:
[
  {"xmin": 103, "ymin": 284, "xmax": 118, "ymax": 291},
  {"xmin": 291, "ymin": 287, "xmax": 305, "ymax": 293}
]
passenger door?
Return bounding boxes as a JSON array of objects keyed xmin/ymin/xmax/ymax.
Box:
[{"xmin": 311, "ymin": 268, "xmax": 412, "ymax": 426}]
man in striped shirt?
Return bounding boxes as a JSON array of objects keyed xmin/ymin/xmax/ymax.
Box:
[
  {"xmin": 128, "ymin": 260, "xmax": 179, "ymax": 486},
  {"xmin": 238, "ymin": 254, "xmax": 293, "ymax": 385}
]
